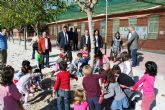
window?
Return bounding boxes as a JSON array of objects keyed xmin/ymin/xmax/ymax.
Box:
[
  {"xmin": 112, "ymin": 19, "xmax": 120, "ymax": 35},
  {"xmin": 81, "ymin": 23, "xmax": 85, "ymax": 36},
  {"xmin": 129, "ymin": 18, "xmax": 137, "ymax": 27},
  {"xmin": 148, "ymin": 16, "xmax": 159, "ymax": 39},
  {"xmin": 100, "ymin": 20, "xmax": 106, "ymax": 37}
]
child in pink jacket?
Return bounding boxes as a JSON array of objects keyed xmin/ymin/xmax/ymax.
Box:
[
  {"xmin": 132, "ymin": 61, "xmax": 157, "ymax": 110},
  {"xmin": 0, "ymin": 66, "xmax": 23, "ymax": 110},
  {"xmin": 74, "ymin": 89, "xmax": 89, "ymax": 110}
]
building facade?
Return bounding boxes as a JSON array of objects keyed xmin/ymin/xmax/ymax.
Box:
[{"xmin": 48, "ymin": 6, "xmax": 165, "ymax": 51}]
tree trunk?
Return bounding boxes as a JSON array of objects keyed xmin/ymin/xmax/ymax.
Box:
[{"xmin": 87, "ymin": 11, "xmax": 94, "ymax": 67}]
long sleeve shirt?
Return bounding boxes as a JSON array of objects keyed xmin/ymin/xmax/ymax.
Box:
[
  {"xmin": 0, "ymin": 84, "xmax": 22, "ymax": 110},
  {"xmin": 132, "ymin": 74, "xmax": 155, "ymax": 96},
  {"xmin": 83, "ymin": 74, "xmax": 106, "ymax": 98},
  {"xmin": 0, "ymin": 32, "xmax": 7, "ymax": 50},
  {"xmin": 74, "ymin": 101, "xmax": 89, "ymax": 110},
  {"xmin": 104, "ymin": 82, "xmax": 126, "ymax": 100},
  {"xmin": 54, "ymin": 71, "xmax": 77, "ymax": 91}
]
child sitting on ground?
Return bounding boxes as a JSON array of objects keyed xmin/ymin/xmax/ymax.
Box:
[
  {"xmin": 70, "ymin": 53, "xmax": 88, "ymax": 77},
  {"xmin": 104, "ymin": 65, "xmax": 129, "ymax": 110},
  {"xmin": 82, "ymin": 65, "xmax": 106, "ymax": 110},
  {"xmin": 80, "ymin": 44, "xmax": 89, "ymax": 60},
  {"xmin": 0, "ymin": 65, "xmax": 23, "ymax": 110},
  {"xmin": 14, "ymin": 60, "xmax": 31, "ymax": 84},
  {"xmin": 16, "ymin": 66, "xmax": 41, "ymax": 106},
  {"xmin": 74, "ymin": 89, "xmax": 89, "ymax": 110},
  {"xmin": 51, "ymin": 48, "xmax": 66, "ymax": 76},
  {"xmin": 53, "ymin": 61, "xmax": 78, "ymax": 110}
]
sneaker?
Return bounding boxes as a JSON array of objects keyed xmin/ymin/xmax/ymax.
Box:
[
  {"xmin": 29, "ymin": 93, "xmax": 34, "ymax": 97},
  {"xmin": 23, "ymin": 103, "xmax": 30, "ymax": 106}
]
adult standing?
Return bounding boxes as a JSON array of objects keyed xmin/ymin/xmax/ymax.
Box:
[
  {"xmin": 127, "ymin": 30, "xmax": 132, "ymax": 58},
  {"xmin": 69, "ymin": 28, "xmax": 74, "ymax": 50},
  {"xmin": 94, "ymin": 29, "xmax": 103, "ymax": 54},
  {"xmin": 57, "ymin": 25, "xmax": 70, "ymax": 52},
  {"xmin": 0, "ymin": 29, "xmax": 8, "ymax": 68},
  {"xmin": 73, "ymin": 28, "xmax": 78, "ymax": 51},
  {"xmin": 38, "ymin": 31, "xmax": 52, "ymax": 68},
  {"xmin": 30, "ymin": 33, "xmax": 38, "ymax": 59},
  {"xmin": 123, "ymin": 27, "xmax": 139, "ymax": 67},
  {"xmin": 80, "ymin": 29, "xmax": 91, "ymax": 52}
]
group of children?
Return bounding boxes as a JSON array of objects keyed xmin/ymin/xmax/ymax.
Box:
[
  {"xmin": 0, "ymin": 43, "xmax": 157, "ymax": 110},
  {"xmin": 0, "ymin": 60, "xmax": 43, "ymax": 110},
  {"xmin": 50, "ymin": 43, "xmax": 157, "ymax": 110}
]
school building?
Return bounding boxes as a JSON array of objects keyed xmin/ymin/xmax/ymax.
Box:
[{"xmin": 47, "ymin": 0, "xmax": 165, "ymax": 51}]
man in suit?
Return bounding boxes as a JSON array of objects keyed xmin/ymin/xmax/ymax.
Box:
[
  {"xmin": 57, "ymin": 25, "xmax": 70, "ymax": 51},
  {"xmin": 80, "ymin": 29, "xmax": 91, "ymax": 52},
  {"xmin": 38, "ymin": 31, "xmax": 52, "ymax": 68},
  {"xmin": 123, "ymin": 27, "xmax": 139, "ymax": 67}
]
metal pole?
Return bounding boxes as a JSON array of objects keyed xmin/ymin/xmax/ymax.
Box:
[{"xmin": 105, "ymin": 0, "xmax": 108, "ymax": 54}]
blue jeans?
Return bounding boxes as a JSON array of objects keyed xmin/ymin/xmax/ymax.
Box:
[
  {"xmin": 57, "ymin": 90, "xmax": 70, "ymax": 110},
  {"xmin": 32, "ymin": 47, "xmax": 37, "ymax": 59},
  {"xmin": 131, "ymin": 49, "xmax": 138, "ymax": 66},
  {"xmin": 87, "ymin": 96, "xmax": 102, "ymax": 110},
  {"xmin": 41, "ymin": 49, "xmax": 49, "ymax": 67}
]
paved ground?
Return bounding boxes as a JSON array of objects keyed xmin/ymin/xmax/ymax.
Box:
[{"xmin": 1, "ymin": 40, "xmax": 165, "ymax": 110}]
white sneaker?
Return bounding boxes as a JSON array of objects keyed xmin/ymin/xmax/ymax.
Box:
[
  {"xmin": 29, "ymin": 93, "xmax": 34, "ymax": 97},
  {"xmin": 23, "ymin": 103, "xmax": 30, "ymax": 106}
]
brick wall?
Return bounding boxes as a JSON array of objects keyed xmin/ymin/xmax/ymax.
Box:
[{"xmin": 48, "ymin": 15, "xmax": 165, "ymax": 51}]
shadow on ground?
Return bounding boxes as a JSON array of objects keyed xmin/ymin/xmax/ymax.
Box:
[{"xmin": 40, "ymin": 90, "xmax": 75, "ymax": 110}]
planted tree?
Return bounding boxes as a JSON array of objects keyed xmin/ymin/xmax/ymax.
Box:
[{"xmin": 75, "ymin": 0, "xmax": 98, "ymax": 66}]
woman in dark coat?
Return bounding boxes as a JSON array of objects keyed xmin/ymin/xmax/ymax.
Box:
[{"xmin": 94, "ymin": 29, "xmax": 103, "ymax": 54}]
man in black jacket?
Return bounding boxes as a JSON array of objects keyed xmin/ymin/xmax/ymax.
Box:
[{"xmin": 57, "ymin": 25, "xmax": 71, "ymax": 51}]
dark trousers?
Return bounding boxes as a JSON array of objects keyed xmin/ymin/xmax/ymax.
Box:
[
  {"xmin": 0, "ymin": 49, "xmax": 7, "ymax": 68},
  {"xmin": 32, "ymin": 47, "xmax": 37, "ymax": 59},
  {"xmin": 41, "ymin": 49, "xmax": 49, "ymax": 67},
  {"xmin": 87, "ymin": 96, "xmax": 102, "ymax": 110},
  {"xmin": 73, "ymin": 41, "xmax": 78, "ymax": 50},
  {"xmin": 57, "ymin": 90, "xmax": 70, "ymax": 110},
  {"xmin": 131, "ymin": 49, "xmax": 138, "ymax": 66},
  {"xmin": 95, "ymin": 47, "xmax": 100, "ymax": 54}
]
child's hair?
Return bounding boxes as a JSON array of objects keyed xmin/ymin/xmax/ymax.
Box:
[
  {"xmin": 22, "ymin": 60, "xmax": 30, "ymax": 67},
  {"xmin": 83, "ymin": 44, "xmax": 88, "ymax": 50},
  {"xmin": 106, "ymin": 71, "xmax": 116, "ymax": 83},
  {"xmin": 111, "ymin": 65, "xmax": 121, "ymax": 75},
  {"xmin": 59, "ymin": 61, "xmax": 67, "ymax": 71},
  {"xmin": 0, "ymin": 65, "xmax": 15, "ymax": 86},
  {"xmin": 145, "ymin": 61, "xmax": 157, "ymax": 76},
  {"xmin": 82, "ymin": 65, "xmax": 92, "ymax": 76},
  {"xmin": 62, "ymin": 55, "xmax": 68, "ymax": 62},
  {"xmin": 74, "ymin": 89, "xmax": 84, "ymax": 105},
  {"xmin": 34, "ymin": 69, "xmax": 41, "ymax": 73},
  {"xmin": 121, "ymin": 51, "xmax": 129, "ymax": 61},
  {"xmin": 21, "ymin": 60, "xmax": 31, "ymax": 74},
  {"xmin": 27, "ymin": 66, "xmax": 32, "ymax": 73},
  {"xmin": 77, "ymin": 53, "xmax": 82, "ymax": 58}
]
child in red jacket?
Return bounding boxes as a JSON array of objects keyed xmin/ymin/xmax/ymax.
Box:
[{"xmin": 53, "ymin": 61, "xmax": 78, "ymax": 110}]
